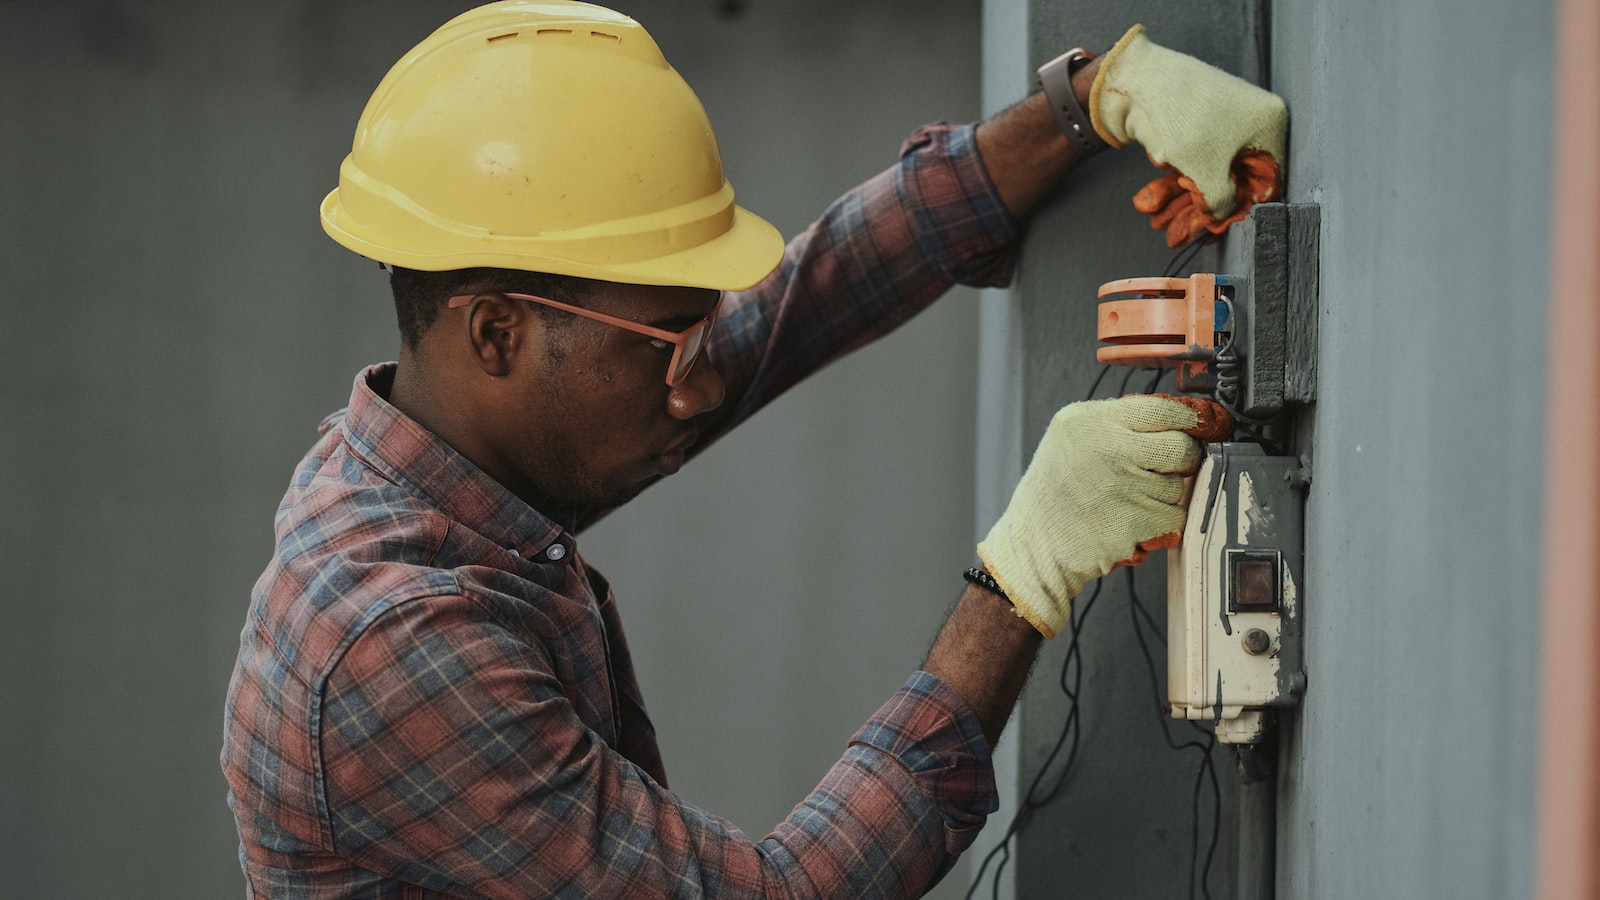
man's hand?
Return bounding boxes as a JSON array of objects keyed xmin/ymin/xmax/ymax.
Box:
[
  {"xmin": 977, "ymin": 394, "xmax": 1232, "ymax": 639},
  {"xmin": 1089, "ymin": 24, "xmax": 1288, "ymax": 246},
  {"xmin": 1131, "ymin": 151, "xmax": 1281, "ymax": 247}
]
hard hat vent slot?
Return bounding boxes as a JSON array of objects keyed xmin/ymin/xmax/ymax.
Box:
[
  {"xmin": 590, "ymin": 31, "xmax": 620, "ymax": 41},
  {"xmin": 487, "ymin": 32, "xmax": 521, "ymax": 42},
  {"xmin": 534, "ymin": 28, "xmax": 571, "ymax": 37}
]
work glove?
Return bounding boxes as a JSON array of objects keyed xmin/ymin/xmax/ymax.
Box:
[
  {"xmin": 977, "ymin": 394, "xmax": 1233, "ymax": 639},
  {"xmin": 1090, "ymin": 24, "xmax": 1287, "ymax": 247}
]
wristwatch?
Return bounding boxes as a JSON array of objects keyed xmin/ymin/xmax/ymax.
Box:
[{"xmin": 1036, "ymin": 47, "xmax": 1109, "ymax": 158}]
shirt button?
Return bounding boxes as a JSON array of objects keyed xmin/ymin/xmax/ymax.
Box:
[
  {"xmin": 545, "ymin": 544, "xmax": 567, "ymax": 561},
  {"xmin": 507, "ymin": 547, "xmax": 520, "ymax": 558}
]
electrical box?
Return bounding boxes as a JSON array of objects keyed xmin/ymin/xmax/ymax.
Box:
[
  {"xmin": 1167, "ymin": 442, "xmax": 1306, "ymax": 744},
  {"xmin": 1096, "ymin": 202, "xmax": 1319, "ymax": 747}
]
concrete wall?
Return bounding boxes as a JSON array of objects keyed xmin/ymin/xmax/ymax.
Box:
[
  {"xmin": 0, "ymin": 2, "xmax": 982, "ymax": 896},
  {"xmin": 982, "ymin": 0, "xmax": 1552, "ymax": 897},
  {"xmin": 1271, "ymin": 1, "xmax": 1549, "ymax": 895}
]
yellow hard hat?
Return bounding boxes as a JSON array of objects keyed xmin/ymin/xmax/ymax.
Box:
[{"xmin": 320, "ymin": 0, "xmax": 783, "ymax": 291}]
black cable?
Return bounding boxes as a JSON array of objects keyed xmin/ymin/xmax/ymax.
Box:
[
  {"xmin": 1255, "ymin": 0, "xmax": 1273, "ymax": 92},
  {"xmin": 1163, "ymin": 233, "xmax": 1210, "ymax": 278},
  {"xmin": 1116, "ymin": 364, "xmax": 1140, "ymax": 397},
  {"xmin": 1125, "ymin": 567, "xmax": 1222, "ymax": 900},
  {"xmin": 1131, "ymin": 578, "xmax": 1166, "ymax": 644},
  {"xmin": 1084, "ymin": 364, "xmax": 1113, "ymax": 401},
  {"xmin": 964, "ymin": 583, "xmax": 1102, "ymax": 900},
  {"xmin": 1034, "ymin": 587, "xmax": 1099, "ymax": 798},
  {"xmin": 967, "ymin": 236, "xmax": 1219, "ymax": 899}
]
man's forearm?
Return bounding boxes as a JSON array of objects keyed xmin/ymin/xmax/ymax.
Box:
[
  {"xmin": 975, "ymin": 55, "xmax": 1104, "ymax": 221},
  {"xmin": 922, "ymin": 582, "xmax": 1044, "ymax": 748}
]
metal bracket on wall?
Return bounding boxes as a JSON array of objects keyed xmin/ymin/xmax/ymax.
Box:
[
  {"xmin": 1218, "ymin": 203, "xmax": 1321, "ymax": 420},
  {"xmin": 1094, "ymin": 202, "xmax": 1320, "ymax": 424}
]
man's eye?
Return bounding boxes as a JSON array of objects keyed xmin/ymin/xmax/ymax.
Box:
[{"xmin": 648, "ymin": 338, "xmax": 672, "ymax": 351}]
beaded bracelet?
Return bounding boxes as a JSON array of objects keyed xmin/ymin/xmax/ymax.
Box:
[{"xmin": 963, "ymin": 566, "xmax": 1010, "ymax": 601}]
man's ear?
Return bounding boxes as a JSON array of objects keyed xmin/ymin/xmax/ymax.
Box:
[{"xmin": 459, "ymin": 293, "xmax": 533, "ymax": 377}]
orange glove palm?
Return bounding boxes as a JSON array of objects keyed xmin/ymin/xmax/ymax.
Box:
[{"xmin": 1134, "ymin": 150, "xmax": 1282, "ymax": 248}]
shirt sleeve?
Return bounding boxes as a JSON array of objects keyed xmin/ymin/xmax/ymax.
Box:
[
  {"xmin": 701, "ymin": 121, "xmax": 1021, "ymax": 437},
  {"xmin": 319, "ymin": 595, "xmax": 997, "ymax": 898}
]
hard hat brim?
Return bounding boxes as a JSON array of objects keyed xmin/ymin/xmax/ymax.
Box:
[{"xmin": 321, "ymin": 187, "xmax": 785, "ymax": 293}]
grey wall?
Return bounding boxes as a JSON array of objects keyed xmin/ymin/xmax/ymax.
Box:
[
  {"xmin": 1271, "ymin": 1, "xmax": 1549, "ymax": 896},
  {"xmin": 0, "ymin": 2, "xmax": 982, "ymax": 896},
  {"xmin": 982, "ymin": 0, "xmax": 1552, "ymax": 898}
]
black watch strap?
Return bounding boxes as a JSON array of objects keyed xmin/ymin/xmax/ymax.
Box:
[{"xmin": 1037, "ymin": 48, "xmax": 1110, "ymax": 158}]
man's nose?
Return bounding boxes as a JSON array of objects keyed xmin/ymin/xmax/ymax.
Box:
[{"xmin": 666, "ymin": 355, "xmax": 725, "ymax": 420}]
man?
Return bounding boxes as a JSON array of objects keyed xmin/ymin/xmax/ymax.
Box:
[{"xmin": 222, "ymin": 2, "xmax": 1285, "ymax": 896}]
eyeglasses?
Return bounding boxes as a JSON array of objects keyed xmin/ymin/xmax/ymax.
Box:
[{"xmin": 447, "ymin": 291, "xmax": 723, "ymax": 387}]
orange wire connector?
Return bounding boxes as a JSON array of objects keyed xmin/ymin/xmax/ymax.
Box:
[{"xmin": 1096, "ymin": 274, "xmax": 1229, "ymax": 392}]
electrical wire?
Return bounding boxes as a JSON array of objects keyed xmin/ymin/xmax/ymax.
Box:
[
  {"xmin": 1165, "ymin": 233, "xmax": 1211, "ymax": 278},
  {"xmin": 1255, "ymin": 0, "xmax": 1273, "ymax": 92},
  {"xmin": 963, "ymin": 581, "xmax": 1102, "ymax": 900},
  {"xmin": 1083, "ymin": 363, "xmax": 1114, "ymax": 401},
  {"xmin": 1116, "ymin": 363, "xmax": 1142, "ymax": 397},
  {"xmin": 965, "ymin": 237, "xmax": 1221, "ymax": 899},
  {"xmin": 1143, "ymin": 234, "xmax": 1224, "ymax": 898},
  {"xmin": 1125, "ymin": 567, "xmax": 1223, "ymax": 900}
]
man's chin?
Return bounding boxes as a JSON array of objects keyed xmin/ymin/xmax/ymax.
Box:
[
  {"xmin": 571, "ymin": 475, "xmax": 660, "ymax": 520},
  {"xmin": 527, "ymin": 459, "xmax": 677, "ymax": 525}
]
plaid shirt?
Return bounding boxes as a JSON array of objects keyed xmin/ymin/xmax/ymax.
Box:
[{"xmin": 224, "ymin": 123, "xmax": 1021, "ymax": 899}]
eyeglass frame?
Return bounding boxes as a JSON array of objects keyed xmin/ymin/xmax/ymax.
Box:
[{"xmin": 447, "ymin": 290, "xmax": 724, "ymax": 387}]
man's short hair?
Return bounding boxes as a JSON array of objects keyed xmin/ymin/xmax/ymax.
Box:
[{"xmin": 389, "ymin": 266, "xmax": 595, "ymax": 349}]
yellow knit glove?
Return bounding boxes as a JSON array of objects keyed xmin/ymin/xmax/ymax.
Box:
[
  {"xmin": 1090, "ymin": 24, "xmax": 1287, "ymax": 218},
  {"xmin": 978, "ymin": 396, "xmax": 1218, "ymax": 639}
]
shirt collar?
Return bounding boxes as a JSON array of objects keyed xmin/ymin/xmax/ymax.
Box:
[{"xmin": 337, "ymin": 362, "xmax": 573, "ymax": 564}]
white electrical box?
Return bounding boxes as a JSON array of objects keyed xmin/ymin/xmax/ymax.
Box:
[
  {"xmin": 1095, "ymin": 203, "xmax": 1319, "ymax": 747},
  {"xmin": 1167, "ymin": 442, "xmax": 1306, "ymax": 744}
]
